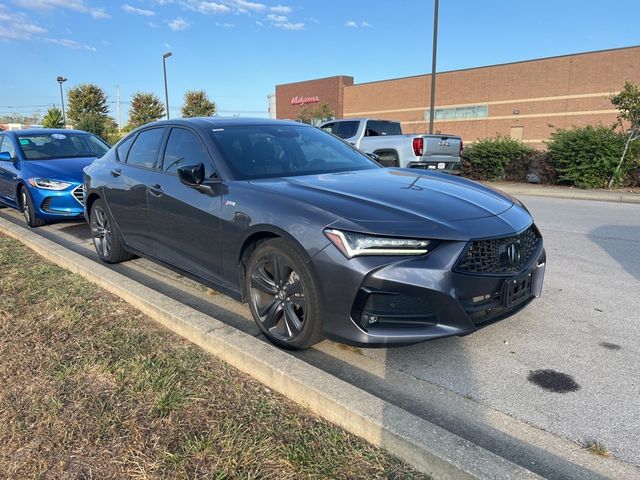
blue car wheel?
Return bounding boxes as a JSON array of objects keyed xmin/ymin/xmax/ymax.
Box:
[{"xmin": 20, "ymin": 187, "xmax": 45, "ymax": 228}]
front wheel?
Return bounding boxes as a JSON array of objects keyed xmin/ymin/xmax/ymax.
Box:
[
  {"xmin": 90, "ymin": 198, "xmax": 133, "ymax": 264},
  {"xmin": 245, "ymin": 238, "xmax": 324, "ymax": 350},
  {"xmin": 20, "ymin": 187, "xmax": 45, "ymax": 228}
]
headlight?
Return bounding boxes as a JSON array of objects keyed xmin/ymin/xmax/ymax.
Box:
[
  {"xmin": 28, "ymin": 178, "xmax": 73, "ymax": 190},
  {"xmin": 324, "ymin": 228, "xmax": 435, "ymax": 258}
]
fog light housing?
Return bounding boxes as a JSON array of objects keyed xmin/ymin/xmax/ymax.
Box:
[{"xmin": 352, "ymin": 289, "xmax": 438, "ymax": 331}]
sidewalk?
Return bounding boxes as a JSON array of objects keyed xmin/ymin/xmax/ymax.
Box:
[{"xmin": 485, "ymin": 182, "xmax": 640, "ymax": 204}]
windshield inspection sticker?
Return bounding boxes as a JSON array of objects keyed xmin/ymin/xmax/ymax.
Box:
[
  {"xmin": 51, "ymin": 134, "xmax": 67, "ymax": 140},
  {"xmin": 19, "ymin": 139, "xmax": 29, "ymax": 145}
]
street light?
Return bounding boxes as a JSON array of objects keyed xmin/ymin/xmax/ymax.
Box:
[
  {"xmin": 56, "ymin": 76, "xmax": 67, "ymax": 128},
  {"xmin": 162, "ymin": 52, "xmax": 172, "ymax": 120},
  {"xmin": 428, "ymin": 0, "xmax": 439, "ymax": 134}
]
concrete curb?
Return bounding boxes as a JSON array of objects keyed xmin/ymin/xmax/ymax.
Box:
[
  {"xmin": 0, "ymin": 216, "xmax": 542, "ymax": 480},
  {"xmin": 485, "ymin": 183, "xmax": 640, "ymax": 204}
]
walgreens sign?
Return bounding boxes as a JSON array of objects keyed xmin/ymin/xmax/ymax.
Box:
[{"xmin": 290, "ymin": 96, "xmax": 320, "ymax": 106}]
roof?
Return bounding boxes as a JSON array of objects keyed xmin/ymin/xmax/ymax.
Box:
[
  {"xmin": 149, "ymin": 117, "xmax": 307, "ymax": 129},
  {"xmin": 4, "ymin": 128, "xmax": 89, "ymax": 135}
]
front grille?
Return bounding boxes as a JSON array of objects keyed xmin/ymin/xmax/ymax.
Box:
[
  {"xmin": 72, "ymin": 185, "xmax": 84, "ymax": 206},
  {"xmin": 455, "ymin": 225, "xmax": 541, "ymax": 275}
]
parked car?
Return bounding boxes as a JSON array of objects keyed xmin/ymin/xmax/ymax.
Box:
[
  {"xmin": 84, "ymin": 118, "xmax": 545, "ymax": 350},
  {"xmin": 0, "ymin": 129, "xmax": 110, "ymax": 227},
  {"xmin": 320, "ymin": 118, "xmax": 463, "ymax": 172}
]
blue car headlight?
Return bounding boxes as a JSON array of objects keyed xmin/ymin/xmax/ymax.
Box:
[{"xmin": 28, "ymin": 178, "xmax": 73, "ymax": 191}]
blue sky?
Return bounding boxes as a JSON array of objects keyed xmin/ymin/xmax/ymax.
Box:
[{"xmin": 0, "ymin": 0, "xmax": 639, "ymax": 123}]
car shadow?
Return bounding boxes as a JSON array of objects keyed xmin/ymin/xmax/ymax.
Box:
[{"xmin": 588, "ymin": 225, "xmax": 640, "ymax": 280}]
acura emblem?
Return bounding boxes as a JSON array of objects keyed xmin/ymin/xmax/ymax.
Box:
[{"xmin": 506, "ymin": 242, "xmax": 521, "ymax": 265}]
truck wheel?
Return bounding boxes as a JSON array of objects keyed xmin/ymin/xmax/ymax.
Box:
[{"xmin": 375, "ymin": 151, "xmax": 399, "ymax": 168}]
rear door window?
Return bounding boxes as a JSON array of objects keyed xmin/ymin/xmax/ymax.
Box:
[
  {"xmin": 365, "ymin": 120, "xmax": 402, "ymax": 136},
  {"xmin": 334, "ymin": 121, "xmax": 359, "ymax": 139},
  {"xmin": 126, "ymin": 128, "xmax": 165, "ymax": 169}
]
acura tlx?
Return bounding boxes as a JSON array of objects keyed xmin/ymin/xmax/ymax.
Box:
[{"xmin": 84, "ymin": 118, "xmax": 545, "ymax": 349}]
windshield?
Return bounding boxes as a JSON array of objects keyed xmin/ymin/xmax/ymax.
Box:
[
  {"xmin": 210, "ymin": 124, "xmax": 379, "ymax": 180},
  {"xmin": 17, "ymin": 132, "xmax": 110, "ymax": 160}
]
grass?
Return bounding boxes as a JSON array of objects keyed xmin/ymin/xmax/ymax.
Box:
[
  {"xmin": 583, "ymin": 440, "xmax": 611, "ymax": 457},
  {"xmin": 0, "ymin": 233, "xmax": 429, "ymax": 479}
]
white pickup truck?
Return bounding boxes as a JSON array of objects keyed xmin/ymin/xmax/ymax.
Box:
[{"xmin": 320, "ymin": 118, "xmax": 463, "ymax": 173}]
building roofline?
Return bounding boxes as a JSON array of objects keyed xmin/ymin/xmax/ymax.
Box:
[
  {"xmin": 276, "ymin": 75, "xmax": 354, "ymax": 88},
  {"xmin": 346, "ymin": 45, "xmax": 640, "ymax": 88}
]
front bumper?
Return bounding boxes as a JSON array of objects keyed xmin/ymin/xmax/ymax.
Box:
[
  {"xmin": 313, "ymin": 235, "xmax": 545, "ymax": 347},
  {"xmin": 31, "ymin": 184, "xmax": 85, "ymax": 219}
]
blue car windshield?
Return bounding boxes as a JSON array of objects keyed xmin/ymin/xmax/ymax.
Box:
[
  {"xmin": 17, "ymin": 133, "xmax": 109, "ymax": 160},
  {"xmin": 210, "ymin": 124, "xmax": 380, "ymax": 180}
]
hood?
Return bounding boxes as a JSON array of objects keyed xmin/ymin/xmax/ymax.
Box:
[
  {"xmin": 23, "ymin": 157, "xmax": 97, "ymax": 183},
  {"xmin": 251, "ymin": 168, "xmax": 513, "ymax": 223}
]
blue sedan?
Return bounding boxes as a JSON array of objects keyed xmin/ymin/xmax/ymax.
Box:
[{"xmin": 0, "ymin": 128, "xmax": 109, "ymax": 227}]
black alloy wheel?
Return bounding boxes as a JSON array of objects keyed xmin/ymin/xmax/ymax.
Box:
[
  {"xmin": 90, "ymin": 199, "xmax": 132, "ymax": 263},
  {"xmin": 246, "ymin": 239, "xmax": 323, "ymax": 349}
]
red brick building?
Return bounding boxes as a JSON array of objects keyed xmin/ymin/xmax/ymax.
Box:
[{"xmin": 274, "ymin": 46, "xmax": 640, "ymax": 146}]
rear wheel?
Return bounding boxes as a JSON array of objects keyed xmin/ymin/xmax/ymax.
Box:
[
  {"xmin": 20, "ymin": 187, "xmax": 45, "ymax": 228},
  {"xmin": 90, "ymin": 198, "xmax": 133, "ymax": 263},
  {"xmin": 245, "ymin": 238, "xmax": 324, "ymax": 349}
]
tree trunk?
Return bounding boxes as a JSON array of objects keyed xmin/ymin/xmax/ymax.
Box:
[{"xmin": 609, "ymin": 127, "xmax": 639, "ymax": 188}]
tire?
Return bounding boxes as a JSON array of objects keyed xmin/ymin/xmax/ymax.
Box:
[
  {"xmin": 245, "ymin": 238, "xmax": 324, "ymax": 350},
  {"xmin": 375, "ymin": 151, "xmax": 400, "ymax": 168},
  {"xmin": 20, "ymin": 187, "xmax": 45, "ymax": 228},
  {"xmin": 89, "ymin": 198, "xmax": 133, "ymax": 264}
]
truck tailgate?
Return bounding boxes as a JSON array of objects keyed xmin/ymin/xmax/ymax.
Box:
[{"xmin": 423, "ymin": 135, "xmax": 461, "ymax": 160}]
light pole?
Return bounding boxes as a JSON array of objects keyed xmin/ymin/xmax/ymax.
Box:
[
  {"xmin": 57, "ymin": 76, "xmax": 67, "ymax": 128},
  {"xmin": 162, "ymin": 52, "xmax": 172, "ymax": 120},
  {"xmin": 428, "ymin": 0, "xmax": 439, "ymax": 134}
]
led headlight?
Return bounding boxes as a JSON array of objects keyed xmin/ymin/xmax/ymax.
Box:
[
  {"xmin": 324, "ymin": 228, "xmax": 435, "ymax": 258},
  {"xmin": 28, "ymin": 178, "xmax": 72, "ymax": 190}
]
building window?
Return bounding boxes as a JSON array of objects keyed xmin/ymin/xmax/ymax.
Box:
[{"xmin": 425, "ymin": 104, "xmax": 488, "ymax": 121}]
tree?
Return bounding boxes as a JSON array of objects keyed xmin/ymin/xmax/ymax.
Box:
[
  {"xmin": 297, "ymin": 102, "xmax": 334, "ymax": 125},
  {"xmin": 41, "ymin": 106, "xmax": 65, "ymax": 129},
  {"xmin": 74, "ymin": 113, "xmax": 106, "ymax": 136},
  {"xmin": 609, "ymin": 81, "xmax": 640, "ymax": 187},
  {"xmin": 181, "ymin": 90, "xmax": 216, "ymax": 118},
  {"xmin": 128, "ymin": 92, "xmax": 165, "ymax": 128},
  {"xmin": 67, "ymin": 84, "xmax": 109, "ymax": 126}
]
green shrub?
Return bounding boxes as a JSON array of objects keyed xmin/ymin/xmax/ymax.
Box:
[
  {"xmin": 546, "ymin": 126, "xmax": 629, "ymax": 189},
  {"xmin": 462, "ymin": 136, "xmax": 533, "ymax": 181},
  {"xmin": 504, "ymin": 151, "xmax": 557, "ymax": 184}
]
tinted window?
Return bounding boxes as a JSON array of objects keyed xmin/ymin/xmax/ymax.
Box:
[
  {"xmin": 0, "ymin": 136, "xmax": 16, "ymax": 158},
  {"xmin": 116, "ymin": 135, "xmax": 136, "ymax": 162},
  {"xmin": 162, "ymin": 128, "xmax": 210, "ymax": 174},
  {"xmin": 210, "ymin": 124, "xmax": 379, "ymax": 180},
  {"xmin": 320, "ymin": 122, "xmax": 335, "ymax": 134},
  {"xmin": 365, "ymin": 120, "xmax": 402, "ymax": 137},
  {"xmin": 126, "ymin": 128, "xmax": 165, "ymax": 169},
  {"xmin": 16, "ymin": 132, "xmax": 109, "ymax": 160},
  {"xmin": 334, "ymin": 121, "xmax": 359, "ymax": 139}
]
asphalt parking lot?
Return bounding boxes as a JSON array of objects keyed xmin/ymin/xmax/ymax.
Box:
[{"xmin": 1, "ymin": 194, "xmax": 639, "ymax": 479}]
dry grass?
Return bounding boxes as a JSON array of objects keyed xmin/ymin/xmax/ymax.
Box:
[
  {"xmin": 0, "ymin": 234, "xmax": 428, "ymax": 479},
  {"xmin": 583, "ymin": 440, "xmax": 611, "ymax": 457}
]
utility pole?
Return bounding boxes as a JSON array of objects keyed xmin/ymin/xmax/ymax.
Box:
[
  {"xmin": 56, "ymin": 76, "xmax": 67, "ymax": 128},
  {"xmin": 428, "ymin": 0, "xmax": 439, "ymax": 134},
  {"xmin": 162, "ymin": 52, "xmax": 172, "ymax": 120},
  {"xmin": 116, "ymin": 85, "xmax": 121, "ymax": 133}
]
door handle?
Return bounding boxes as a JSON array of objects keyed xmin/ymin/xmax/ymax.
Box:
[
  {"xmin": 147, "ymin": 184, "xmax": 163, "ymax": 196},
  {"xmin": 110, "ymin": 168, "xmax": 121, "ymax": 177}
]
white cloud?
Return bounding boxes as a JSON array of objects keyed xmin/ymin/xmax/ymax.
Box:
[
  {"xmin": 265, "ymin": 14, "xmax": 286, "ymax": 22},
  {"xmin": 45, "ymin": 37, "xmax": 96, "ymax": 51},
  {"xmin": 0, "ymin": 6, "xmax": 46, "ymax": 40},
  {"xmin": 216, "ymin": 21, "xmax": 234, "ymax": 27},
  {"xmin": 233, "ymin": 0, "xmax": 266, "ymax": 12},
  {"xmin": 168, "ymin": 17, "xmax": 190, "ymax": 30},
  {"xmin": 122, "ymin": 4, "xmax": 156, "ymax": 16},
  {"xmin": 148, "ymin": 21, "xmax": 159, "ymax": 28},
  {"xmin": 361, "ymin": 20, "xmax": 372, "ymax": 28},
  {"xmin": 270, "ymin": 4, "xmax": 291, "ymax": 14},
  {"xmin": 12, "ymin": 0, "xmax": 111, "ymax": 19},
  {"xmin": 182, "ymin": 1, "xmax": 230, "ymax": 14},
  {"xmin": 345, "ymin": 20, "xmax": 357, "ymax": 28},
  {"xmin": 273, "ymin": 21, "xmax": 302, "ymax": 30}
]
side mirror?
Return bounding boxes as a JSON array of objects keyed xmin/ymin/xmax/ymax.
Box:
[
  {"xmin": 0, "ymin": 152, "xmax": 12, "ymax": 162},
  {"xmin": 177, "ymin": 163, "xmax": 205, "ymax": 187}
]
